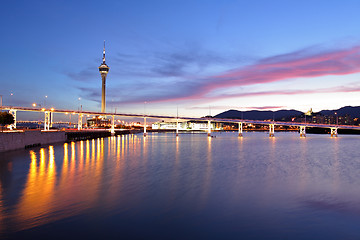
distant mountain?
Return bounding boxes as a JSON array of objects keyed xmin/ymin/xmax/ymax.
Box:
[
  {"xmin": 319, "ymin": 106, "xmax": 360, "ymax": 118},
  {"xmin": 214, "ymin": 106, "xmax": 360, "ymax": 121},
  {"xmin": 214, "ymin": 109, "xmax": 303, "ymax": 121}
]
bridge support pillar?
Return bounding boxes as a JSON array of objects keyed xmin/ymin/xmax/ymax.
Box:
[
  {"xmin": 300, "ymin": 126, "xmax": 306, "ymax": 137},
  {"xmin": 269, "ymin": 124, "xmax": 275, "ymax": 137},
  {"xmin": 238, "ymin": 122, "xmax": 243, "ymax": 137},
  {"xmin": 78, "ymin": 114, "xmax": 83, "ymax": 130},
  {"xmin": 144, "ymin": 117, "xmax": 147, "ymax": 137},
  {"xmin": 176, "ymin": 119, "xmax": 179, "ymax": 137},
  {"xmin": 330, "ymin": 127, "xmax": 338, "ymax": 137},
  {"xmin": 50, "ymin": 112, "xmax": 53, "ymax": 128},
  {"xmin": 44, "ymin": 111, "xmax": 51, "ymax": 131},
  {"xmin": 8, "ymin": 109, "xmax": 17, "ymax": 130},
  {"xmin": 207, "ymin": 120, "xmax": 211, "ymax": 137},
  {"xmin": 111, "ymin": 115, "xmax": 115, "ymax": 135}
]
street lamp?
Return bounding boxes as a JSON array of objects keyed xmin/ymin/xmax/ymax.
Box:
[
  {"xmin": 78, "ymin": 97, "xmax": 82, "ymax": 111},
  {"xmin": 32, "ymin": 103, "xmax": 43, "ymax": 129},
  {"xmin": 44, "ymin": 95, "xmax": 48, "ymax": 108},
  {"xmin": 335, "ymin": 112, "xmax": 338, "ymax": 125},
  {"xmin": 10, "ymin": 92, "xmax": 13, "ymax": 107},
  {"xmin": 32, "ymin": 103, "xmax": 43, "ymax": 108}
]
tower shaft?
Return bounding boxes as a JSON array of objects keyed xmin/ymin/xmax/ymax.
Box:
[{"xmin": 101, "ymin": 74, "xmax": 107, "ymax": 112}]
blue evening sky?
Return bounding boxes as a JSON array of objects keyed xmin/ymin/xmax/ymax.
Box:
[{"xmin": 1, "ymin": 0, "xmax": 360, "ymax": 120}]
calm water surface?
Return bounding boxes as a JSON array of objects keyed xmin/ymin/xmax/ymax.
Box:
[{"xmin": 1, "ymin": 132, "xmax": 360, "ymax": 239}]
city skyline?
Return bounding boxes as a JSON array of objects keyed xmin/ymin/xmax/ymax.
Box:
[{"xmin": 1, "ymin": 0, "xmax": 360, "ymax": 119}]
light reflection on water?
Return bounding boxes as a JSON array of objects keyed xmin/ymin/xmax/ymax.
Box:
[{"xmin": 0, "ymin": 132, "xmax": 360, "ymax": 239}]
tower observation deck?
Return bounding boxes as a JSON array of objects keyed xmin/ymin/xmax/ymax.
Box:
[{"xmin": 99, "ymin": 41, "xmax": 109, "ymax": 113}]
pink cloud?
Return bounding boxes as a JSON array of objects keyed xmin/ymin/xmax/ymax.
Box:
[
  {"xmin": 189, "ymin": 106, "xmax": 285, "ymax": 110},
  {"xmin": 109, "ymin": 45, "xmax": 360, "ymax": 105},
  {"xmin": 187, "ymin": 46, "xmax": 360, "ymax": 101},
  {"xmin": 203, "ymin": 45, "xmax": 360, "ymax": 93},
  {"xmin": 217, "ymin": 85, "xmax": 360, "ymax": 99}
]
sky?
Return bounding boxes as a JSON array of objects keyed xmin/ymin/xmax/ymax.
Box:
[{"xmin": 1, "ymin": 0, "xmax": 360, "ymax": 120}]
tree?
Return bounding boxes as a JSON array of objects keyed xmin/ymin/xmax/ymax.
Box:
[{"xmin": 0, "ymin": 112, "xmax": 15, "ymax": 131}]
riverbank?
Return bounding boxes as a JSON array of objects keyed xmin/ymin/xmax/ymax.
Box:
[{"xmin": 0, "ymin": 130, "xmax": 66, "ymax": 152}]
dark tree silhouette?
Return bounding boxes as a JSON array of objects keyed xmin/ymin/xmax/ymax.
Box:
[{"xmin": 0, "ymin": 112, "xmax": 15, "ymax": 131}]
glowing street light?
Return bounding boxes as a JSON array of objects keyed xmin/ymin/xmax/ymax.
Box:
[
  {"xmin": 44, "ymin": 95, "xmax": 48, "ymax": 107},
  {"xmin": 10, "ymin": 92, "xmax": 14, "ymax": 106},
  {"xmin": 32, "ymin": 103, "xmax": 42, "ymax": 108},
  {"xmin": 78, "ymin": 97, "xmax": 82, "ymax": 111},
  {"xmin": 335, "ymin": 112, "xmax": 338, "ymax": 125}
]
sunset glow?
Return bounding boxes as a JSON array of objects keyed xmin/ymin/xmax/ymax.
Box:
[{"xmin": 1, "ymin": 1, "xmax": 360, "ymax": 118}]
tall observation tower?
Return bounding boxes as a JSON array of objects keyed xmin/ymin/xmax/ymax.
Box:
[{"xmin": 98, "ymin": 41, "xmax": 110, "ymax": 113}]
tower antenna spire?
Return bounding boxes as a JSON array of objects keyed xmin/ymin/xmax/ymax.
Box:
[{"xmin": 103, "ymin": 40, "xmax": 106, "ymax": 64}]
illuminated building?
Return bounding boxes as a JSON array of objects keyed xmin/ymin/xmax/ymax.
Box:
[
  {"xmin": 87, "ymin": 116, "xmax": 111, "ymax": 127},
  {"xmin": 152, "ymin": 120, "xmax": 223, "ymax": 131}
]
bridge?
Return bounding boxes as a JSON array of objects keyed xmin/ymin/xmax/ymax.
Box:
[{"xmin": 2, "ymin": 105, "xmax": 360, "ymax": 138}]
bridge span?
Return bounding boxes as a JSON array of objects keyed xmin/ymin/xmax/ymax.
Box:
[{"xmin": 2, "ymin": 105, "xmax": 360, "ymax": 138}]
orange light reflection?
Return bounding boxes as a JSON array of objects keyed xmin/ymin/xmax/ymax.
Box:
[{"xmin": 13, "ymin": 137, "xmax": 118, "ymax": 231}]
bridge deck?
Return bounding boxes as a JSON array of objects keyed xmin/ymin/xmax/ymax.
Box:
[{"xmin": 2, "ymin": 105, "xmax": 360, "ymax": 130}]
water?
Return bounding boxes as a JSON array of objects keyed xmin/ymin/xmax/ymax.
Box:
[{"xmin": 1, "ymin": 132, "xmax": 360, "ymax": 239}]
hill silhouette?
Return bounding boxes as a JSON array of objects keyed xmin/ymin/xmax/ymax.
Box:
[
  {"xmin": 214, "ymin": 109, "xmax": 302, "ymax": 121},
  {"xmin": 214, "ymin": 106, "xmax": 360, "ymax": 121},
  {"xmin": 319, "ymin": 106, "xmax": 360, "ymax": 118}
]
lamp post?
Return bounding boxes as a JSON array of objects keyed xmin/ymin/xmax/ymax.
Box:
[
  {"xmin": 44, "ymin": 95, "xmax": 48, "ymax": 108},
  {"xmin": 32, "ymin": 103, "xmax": 43, "ymax": 129},
  {"xmin": 0, "ymin": 95, "xmax": 2, "ymax": 110},
  {"xmin": 335, "ymin": 112, "xmax": 338, "ymax": 125},
  {"xmin": 10, "ymin": 92, "xmax": 13, "ymax": 107},
  {"xmin": 78, "ymin": 97, "xmax": 81, "ymax": 111}
]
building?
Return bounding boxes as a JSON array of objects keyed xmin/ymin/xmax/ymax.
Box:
[
  {"xmin": 152, "ymin": 120, "xmax": 223, "ymax": 131},
  {"xmin": 98, "ymin": 41, "xmax": 110, "ymax": 113},
  {"xmin": 87, "ymin": 116, "xmax": 111, "ymax": 127}
]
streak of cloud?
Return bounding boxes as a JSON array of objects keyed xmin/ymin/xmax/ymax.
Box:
[
  {"xmin": 207, "ymin": 85, "xmax": 360, "ymax": 101},
  {"xmin": 189, "ymin": 106, "xmax": 285, "ymax": 110},
  {"xmin": 199, "ymin": 45, "xmax": 360, "ymax": 97}
]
